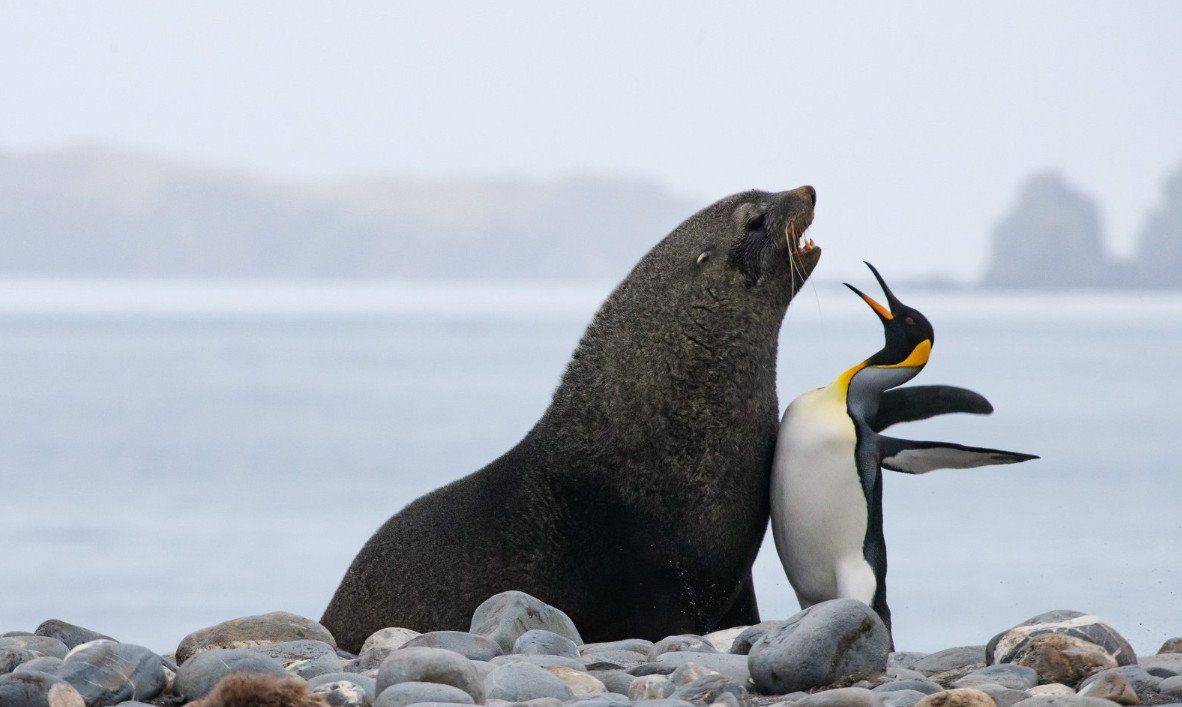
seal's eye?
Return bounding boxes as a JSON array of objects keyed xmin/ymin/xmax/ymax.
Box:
[
  {"xmin": 745, "ymin": 212, "xmax": 766, "ymax": 235},
  {"xmin": 696, "ymin": 251, "xmax": 710, "ymax": 266}
]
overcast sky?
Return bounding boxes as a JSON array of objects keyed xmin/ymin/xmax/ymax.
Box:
[{"xmin": 2, "ymin": 1, "xmax": 1180, "ymax": 278}]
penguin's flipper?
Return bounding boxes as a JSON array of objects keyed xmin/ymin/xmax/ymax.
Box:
[
  {"xmin": 871, "ymin": 385, "xmax": 994, "ymax": 432},
  {"xmin": 878, "ymin": 436, "xmax": 1039, "ymax": 474}
]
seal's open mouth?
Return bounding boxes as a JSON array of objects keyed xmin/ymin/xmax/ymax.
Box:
[{"xmin": 783, "ymin": 209, "xmax": 818, "ymax": 257}]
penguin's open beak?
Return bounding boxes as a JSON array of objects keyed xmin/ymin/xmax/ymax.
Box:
[{"xmin": 844, "ymin": 283, "xmax": 893, "ymax": 322}]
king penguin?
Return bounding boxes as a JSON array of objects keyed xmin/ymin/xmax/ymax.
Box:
[{"xmin": 770, "ymin": 262, "xmax": 1038, "ymax": 634}]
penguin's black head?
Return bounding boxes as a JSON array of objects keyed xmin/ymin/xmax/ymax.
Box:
[{"xmin": 845, "ymin": 262, "xmax": 934, "ymax": 371}]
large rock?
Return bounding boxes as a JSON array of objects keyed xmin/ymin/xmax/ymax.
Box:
[
  {"xmin": 1077, "ymin": 671, "xmax": 1138, "ymax": 705},
  {"xmin": 57, "ymin": 640, "xmax": 165, "ymax": 705},
  {"xmin": 375, "ymin": 681, "xmax": 475, "ymax": 706},
  {"xmin": 13, "ymin": 657, "xmax": 63, "ymax": 676},
  {"xmin": 174, "ymin": 647, "xmax": 287, "ymax": 701},
  {"xmin": 33, "ymin": 621, "xmax": 113, "ymax": 651},
  {"xmin": 0, "ymin": 637, "xmax": 69, "ymax": 660},
  {"xmin": 176, "ymin": 611, "xmax": 336, "ymax": 663},
  {"xmin": 992, "ymin": 633, "xmax": 1118, "ymax": 686},
  {"xmin": 471, "ymin": 592, "xmax": 582, "ymax": 653},
  {"xmin": 249, "ymin": 639, "xmax": 343, "ymax": 679},
  {"xmin": 483, "ymin": 661, "xmax": 573, "ymax": 701},
  {"xmin": 1160, "ymin": 640, "xmax": 1182, "ymax": 656},
  {"xmin": 401, "ymin": 632, "xmax": 502, "ymax": 662},
  {"xmin": 1078, "ymin": 666, "xmax": 1161, "ymax": 701},
  {"xmin": 375, "ymin": 647, "xmax": 483, "ymax": 701},
  {"xmin": 915, "ymin": 688, "xmax": 996, "ymax": 707},
  {"xmin": 731, "ymin": 621, "xmax": 787, "ymax": 656},
  {"xmin": 513, "ymin": 630, "xmax": 580, "ymax": 659},
  {"xmin": 988, "ymin": 612, "xmax": 1135, "ymax": 669},
  {"xmin": 0, "ymin": 671, "xmax": 85, "ymax": 707},
  {"xmin": 748, "ymin": 598, "xmax": 891, "ymax": 694}
]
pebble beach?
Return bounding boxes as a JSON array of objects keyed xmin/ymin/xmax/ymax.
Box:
[{"xmin": 2, "ymin": 591, "xmax": 1180, "ymax": 707}]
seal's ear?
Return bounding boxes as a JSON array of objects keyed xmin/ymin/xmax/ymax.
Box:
[{"xmin": 696, "ymin": 250, "xmax": 711, "ymax": 267}]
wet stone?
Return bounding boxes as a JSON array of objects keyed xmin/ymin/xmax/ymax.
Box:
[
  {"xmin": 175, "ymin": 610, "xmax": 336, "ymax": 663},
  {"xmin": 375, "ymin": 680, "xmax": 475, "ymax": 706},
  {"xmin": 482, "ymin": 661, "xmax": 573, "ymax": 702},
  {"xmin": 470, "ymin": 591, "xmax": 582, "ymax": 654},
  {"xmin": 0, "ymin": 636, "xmax": 69, "ymax": 660},
  {"xmin": 375, "ymin": 646, "xmax": 484, "ymax": 702},
  {"xmin": 57, "ymin": 640, "xmax": 165, "ymax": 706},
  {"xmin": 249, "ymin": 638, "xmax": 343, "ymax": 679},
  {"xmin": 404, "ymin": 631, "xmax": 504, "ymax": 662},
  {"xmin": 512, "ymin": 629, "xmax": 580, "ymax": 659},
  {"xmin": 175, "ymin": 647, "xmax": 287, "ymax": 701},
  {"xmin": 0, "ymin": 670, "xmax": 86, "ymax": 707}
]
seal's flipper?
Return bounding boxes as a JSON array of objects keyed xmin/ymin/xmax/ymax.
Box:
[
  {"xmin": 878, "ymin": 436, "xmax": 1038, "ymax": 474},
  {"xmin": 871, "ymin": 385, "xmax": 993, "ymax": 432}
]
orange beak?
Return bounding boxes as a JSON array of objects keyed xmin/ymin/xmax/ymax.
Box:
[{"xmin": 844, "ymin": 283, "xmax": 894, "ymax": 321}]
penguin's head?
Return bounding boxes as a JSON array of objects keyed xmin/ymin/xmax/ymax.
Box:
[{"xmin": 844, "ymin": 262, "xmax": 934, "ymax": 378}]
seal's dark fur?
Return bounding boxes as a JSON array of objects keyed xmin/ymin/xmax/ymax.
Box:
[{"xmin": 322, "ymin": 187, "xmax": 821, "ymax": 651}]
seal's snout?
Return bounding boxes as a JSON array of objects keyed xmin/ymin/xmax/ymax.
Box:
[
  {"xmin": 799, "ymin": 185, "xmax": 817, "ymax": 207},
  {"xmin": 777, "ymin": 185, "xmax": 818, "ymax": 257}
]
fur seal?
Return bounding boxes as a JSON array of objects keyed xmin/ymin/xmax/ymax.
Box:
[{"xmin": 322, "ymin": 186, "xmax": 822, "ymax": 651}]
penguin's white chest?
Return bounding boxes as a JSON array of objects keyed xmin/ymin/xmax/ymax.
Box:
[{"xmin": 770, "ymin": 387, "xmax": 877, "ymax": 607}]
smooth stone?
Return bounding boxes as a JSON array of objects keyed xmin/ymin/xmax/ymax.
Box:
[
  {"xmin": 975, "ymin": 684, "xmax": 1032, "ymax": 707},
  {"xmin": 1161, "ymin": 675, "xmax": 1182, "ymax": 697},
  {"xmin": 891, "ymin": 654, "xmax": 931, "ymax": 671},
  {"xmin": 793, "ymin": 686, "xmax": 885, "ymax": 707},
  {"xmin": 470, "ymin": 591, "xmax": 582, "ymax": 654},
  {"xmin": 882, "ymin": 689, "xmax": 930, "ymax": 707},
  {"xmin": 669, "ymin": 673, "xmax": 746, "ymax": 704},
  {"xmin": 375, "ymin": 647, "xmax": 483, "ymax": 701},
  {"xmin": 913, "ymin": 647, "xmax": 988, "ymax": 676},
  {"xmin": 632, "ymin": 700, "xmax": 693, "ymax": 707},
  {"xmin": 669, "ymin": 662, "xmax": 720, "ymax": 686},
  {"xmin": 889, "ymin": 667, "xmax": 931, "ymax": 681},
  {"xmin": 483, "ymin": 661, "xmax": 573, "ymax": 701},
  {"xmin": 58, "ymin": 640, "xmax": 165, "ymax": 705},
  {"xmin": 363, "ymin": 628, "xmax": 421, "ymax": 655},
  {"xmin": 176, "ymin": 610, "xmax": 336, "ymax": 663},
  {"xmin": 490, "ymin": 654, "xmax": 585, "ymax": 670},
  {"xmin": 704, "ymin": 627, "xmax": 748, "ymax": 654},
  {"xmin": 375, "ymin": 681, "xmax": 475, "ymax": 706},
  {"xmin": 33, "ymin": 621, "xmax": 113, "ymax": 650},
  {"xmin": 513, "ymin": 630, "xmax": 579, "ymax": 659},
  {"xmin": 581, "ymin": 639, "xmax": 655, "ymax": 656},
  {"xmin": 545, "ymin": 665, "xmax": 605, "ymax": 698},
  {"xmin": 0, "ymin": 670, "xmax": 85, "ymax": 707},
  {"xmin": 589, "ymin": 669, "xmax": 636, "ymax": 695},
  {"xmin": 2, "ymin": 649, "xmax": 39, "ymax": 675},
  {"xmin": 14, "ymin": 657, "xmax": 63, "ymax": 676},
  {"xmin": 709, "ymin": 691, "xmax": 742, "ymax": 707},
  {"xmin": 730, "ymin": 621, "xmax": 786, "ymax": 656},
  {"xmin": 484, "ymin": 699, "xmax": 562, "ymax": 707},
  {"xmin": 249, "ymin": 639, "xmax": 343, "ymax": 679},
  {"xmin": 470, "ymin": 660, "xmax": 495, "ymax": 681},
  {"xmin": 955, "ymin": 665, "xmax": 1039, "ymax": 690},
  {"xmin": 308, "ymin": 671, "xmax": 377, "ymax": 705},
  {"xmin": 174, "ymin": 647, "xmax": 286, "ymax": 701},
  {"xmin": 1013, "ymin": 698, "xmax": 1120, "ymax": 707},
  {"xmin": 1079, "ymin": 666, "xmax": 1161, "ymax": 700},
  {"xmin": 0, "ymin": 637, "xmax": 69, "ymax": 660},
  {"xmin": 582, "ymin": 650, "xmax": 645, "ymax": 671},
  {"xmin": 403, "ymin": 631, "xmax": 503, "ymax": 662},
  {"xmin": 647, "ymin": 635, "xmax": 716, "ymax": 660},
  {"xmin": 1140, "ymin": 653, "xmax": 1182, "ymax": 677},
  {"xmin": 915, "ymin": 688, "xmax": 995, "ymax": 707},
  {"xmin": 1160, "ymin": 641, "xmax": 1182, "ymax": 656},
  {"xmin": 875, "ymin": 679, "xmax": 944, "ymax": 695},
  {"xmin": 651, "ymin": 651, "xmax": 750, "ymax": 683},
  {"xmin": 1028, "ymin": 685, "xmax": 1076, "ymax": 697},
  {"xmin": 1078, "ymin": 671, "xmax": 1138, "ymax": 705},
  {"xmin": 566, "ymin": 693, "xmax": 631, "ymax": 706},
  {"xmin": 987, "ymin": 611, "xmax": 1136, "ymax": 668},
  {"xmin": 996, "ymin": 633, "xmax": 1118, "ymax": 686},
  {"xmin": 311, "ymin": 679, "xmax": 372, "ymax": 707},
  {"xmin": 629, "ymin": 675, "xmax": 674, "ymax": 700},
  {"xmin": 748, "ymin": 598, "xmax": 892, "ymax": 694}
]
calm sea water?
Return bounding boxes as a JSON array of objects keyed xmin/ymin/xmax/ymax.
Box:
[{"xmin": 0, "ymin": 281, "xmax": 1178, "ymax": 654}]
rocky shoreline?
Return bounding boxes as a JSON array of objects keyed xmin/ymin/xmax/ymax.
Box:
[{"xmin": 2, "ymin": 592, "xmax": 1180, "ymax": 707}]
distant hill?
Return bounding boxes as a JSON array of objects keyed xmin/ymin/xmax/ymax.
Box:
[
  {"xmin": 982, "ymin": 166, "xmax": 1181, "ymax": 289},
  {"xmin": 0, "ymin": 145, "xmax": 697, "ymax": 281}
]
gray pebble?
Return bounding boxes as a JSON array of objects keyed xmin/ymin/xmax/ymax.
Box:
[
  {"xmin": 581, "ymin": 639, "xmax": 655, "ymax": 656},
  {"xmin": 873, "ymin": 678, "xmax": 943, "ymax": 695},
  {"xmin": 1078, "ymin": 665, "xmax": 1161, "ymax": 699},
  {"xmin": 651, "ymin": 652, "xmax": 749, "ymax": 684},
  {"xmin": 58, "ymin": 639, "xmax": 165, "ymax": 705},
  {"xmin": 0, "ymin": 670, "xmax": 86, "ymax": 707},
  {"xmin": 583, "ymin": 649, "xmax": 645, "ymax": 671},
  {"xmin": 628, "ymin": 675, "xmax": 674, "ymax": 700},
  {"xmin": 174, "ymin": 647, "xmax": 286, "ymax": 701},
  {"xmin": 1012, "ymin": 697, "xmax": 1121, "ymax": 707},
  {"xmin": 308, "ymin": 672, "xmax": 376, "ymax": 707},
  {"xmin": 589, "ymin": 669, "xmax": 636, "ymax": 695},
  {"xmin": 975, "ymin": 683, "xmax": 1033, "ymax": 707},
  {"xmin": 512, "ymin": 629, "xmax": 579, "ymax": 659},
  {"xmin": 1, "ymin": 649, "xmax": 39, "ymax": 675},
  {"xmin": 792, "ymin": 686, "xmax": 885, "ymax": 707},
  {"xmin": 669, "ymin": 673, "xmax": 745, "ymax": 704},
  {"xmin": 880, "ymin": 688, "xmax": 928, "ymax": 707},
  {"xmin": 911, "ymin": 646, "xmax": 986, "ymax": 676},
  {"xmin": 647, "ymin": 635, "xmax": 716, "ymax": 660},
  {"xmin": 1142, "ymin": 653, "xmax": 1182, "ymax": 677},
  {"xmin": 748, "ymin": 598, "xmax": 891, "ymax": 694},
  {"xmin": 375, "ymin": 646, "xmax": 483, "ymax": 702},
  {"xmin": 13, "ymin": 657, "xmax": 63, "ymax": 676},
  {"xmin": 1161, "ymin": 675, "xmax": 1182, "ymax": 697},
  {"xmin": 987, "ymin": 611, "xmax": 1136, "ymax": 668},
  {"xmin": 483, "ymin": 661, "xmax": 573, "ymax": 701},
  {"xmin": 954, "ymin": 664, "xmax": 1039, "ymax": 690},
  {"xmin": 729, "ymin": 621, "xmax": 787, "ymax": 656},
  {"xmin": 175, "ymin": 610, "xmax": 336, "ymax": 664},
  {"xmin": 470, "ymin": 591, "xmax": 582, "ymax": 653},
  {"xmin": 250, "ymin": 638, "xmax": 343, "ymax": 679},
  {"xmin": 889, "ymin": 652, "xmax": 929, "ymax": 671},
  {"xmin": 566, "ymin": 693, "xmax": 632, "ymax": 707},
  {"xmin": 0, "ymin": 636, "xmax": 69, "ymax": 660},
  {"xmin": 375, "ymin": 680, "xmax": 475, "ymax": 706},
  {"xmin": 404, "ymin": 631, "xmax": 504, "ymax": 661},
  {"xmin": 33, "ymin": 620, "xmax": 113, "ymax": 650},
  {"xmin": 631, "ymin": 700, "xmax": 694, "ymax": 707},
  {"xmin": 489, "ymin": 654, "xmax": 585, "ymax": 670}
]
